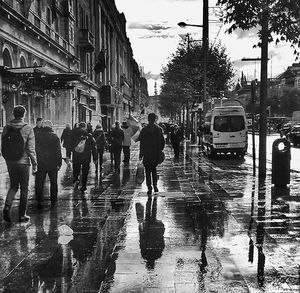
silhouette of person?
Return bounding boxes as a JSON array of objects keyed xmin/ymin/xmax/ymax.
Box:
[{"xmin": 136, "ymin": 197, "xmax": 165, "ymax": 269}]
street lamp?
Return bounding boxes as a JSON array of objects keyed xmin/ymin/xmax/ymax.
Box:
[{"xmin": 178, "ymin": 22, "xmax": 203, "ymax": 28}]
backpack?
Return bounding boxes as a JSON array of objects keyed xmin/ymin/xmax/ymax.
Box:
[
  {"xmin": 74, "ymin": 137, "xmax": 86, "ymax": 153},
  {"xmin": 1, "ymin": 124, "xmax": 26, "ymax": 161}
]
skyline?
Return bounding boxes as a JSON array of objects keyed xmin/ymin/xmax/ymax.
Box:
[{"xmin": 115, "ymin": 0, "xmax": 297, "ymax": 96}]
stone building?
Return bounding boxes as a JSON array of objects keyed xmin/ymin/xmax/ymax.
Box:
[{"xmin": 0, "ymin": 0, "xmax": 147, "ymax": 134}]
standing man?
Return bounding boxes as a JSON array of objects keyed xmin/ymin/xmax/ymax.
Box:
[
  {"xmin": 170, "ymin": 124, "xmax": 184, "ymax": 159},
  {"xmin": 1, "ymin": 105, "xmax": 37, "ymax": 222},
  {"xmin": 71, "ymin": 122, "xmax": 97, "ymax": 192},
  {"xmin": 61, "ymin": 123, "xmax": 73, "ymax": 161},
  {"xmin": 139, "ymin": 113, "xmax": 165, "ymax": 196},
  {"xmin": 93, "ymin": 124, "xmax": 106, "ymax": 173},
  {"xmin": 33, "ymin": 117, "xmax": 43, "ymax": 135},
  {"xmin": 110, "ymin": 121, "xmax": 124, "ymax": 173},
  {"xmin": 121, "ymin": 121, "xmax": 133, "ymax": 164},
  {"xmin": 35, "ymin": 120, "xmax": 62, "ymax": 209}
]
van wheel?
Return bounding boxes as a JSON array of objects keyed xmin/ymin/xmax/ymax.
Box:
[{"xmin": 237, "ymin": 152, "xmax": 245, "ymax": 159}]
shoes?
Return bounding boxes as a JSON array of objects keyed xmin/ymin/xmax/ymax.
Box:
[
  {"xmin": 80, "ymin": 186, "xmax": 87, "ymax": 192},
  {"xmin": 74, "ymin": 180, "xmax": 79, "ymax": 190},
  {"xmin": 3, "ymin": 207, "xmax": 11, "ymax": 223},
  {"xmin": 147, "ymin": 188, "xmax": 152, "ymax": 196},
  {"xmin": 19, "ymin": 215, "xmax": 30, "ymax": 223},
  {"xmin": 153, "ymin": 186, "xmax": 159, "ymax": 193},
  {"xmin": 37, "ymin": 203, "xmax": 44, "ymax": 210}
]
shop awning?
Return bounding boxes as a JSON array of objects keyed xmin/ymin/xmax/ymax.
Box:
[{"xmin": 1, "ymin": 66, "xmax": 83, "ymax": 90}]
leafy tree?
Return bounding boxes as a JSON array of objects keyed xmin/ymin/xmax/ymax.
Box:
[
  {"xmin": 280, "ymin": 87, "xmax": 300, "ymax": 117},
  {"xmin": 217, "ymin": 0, "xmax": 300, "ymax": 57},
  {"xmin": 159, "ymin": 36, "xmax": 234, "ymax": 117}
]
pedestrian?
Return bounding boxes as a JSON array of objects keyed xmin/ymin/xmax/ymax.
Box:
[
  {"xmin": 121, "ymin": 121, "xmax": 133, "ymax": 164},
  {"xmin": 170, "ymin": 124, "xmax": 184, "ymax": 159},
  {"xmin": 93, "ymin": 124, "xmax": 107, "ymax": 173},
  {"xmin": 35, "ymin": 120, "xmax": 62, "ymax": 209},
  {"xmin": 71, "ymin": 122, "xmax": 97, "ymax": 192},
  {"xmin": 33, "ymin": 117, "xmax": 43, "ymax": 135},
  {"xmin": 1, "ymin": 105, "xmax": 37, "ymax": 222},
  {"xmin": 106, "ymin": 130, "xmax": 114, "ymax": 166},
  {"xmin": 139, "ymin": 113, "xmax": 165, "ymax": 195},
  {"xmin": 87, "ymin": 122, "xmax": 93, "ymax": 134},
  {"xmin": 61, "ymin": 123, "xmax": 73, "ymax": 161},
  {"xmin": 110, "ymin": 121, "xmax": 124, "ymax": 173}
]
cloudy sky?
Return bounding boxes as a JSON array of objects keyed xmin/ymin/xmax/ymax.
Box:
[{"xmin": 115, "ymin": 0, "xmax": 296, "ymax": 95}]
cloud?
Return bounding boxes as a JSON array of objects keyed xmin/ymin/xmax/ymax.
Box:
[
  {"xmin": 232, "ymin": 27, "xmax": 259, "ymax": 40},
  {"xmin": 128, "ymin": 22, "xmax": 171, "ymax": 32},
  {"xmin": 139, "ymin": 34, "xmax": 175, "ymax": 39},
  {"xmin": 144, "ymin": 71, "xmax": 161, "ymax": 80}
]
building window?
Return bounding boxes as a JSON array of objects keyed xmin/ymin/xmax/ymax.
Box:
[
  {"xmin": 35, "ymin": 0, "xmax": 42, "ymax": 17},
  {"xmin": 46, "ymin": 7, "xmax": 51, "ymax": 25},
  {"xmin": 3, "ymin": 48, "xmax": 12, "ymax": 68},
  {"xmin": 20, "ymin": 56, "xmax": 27, "ymax": 67}
]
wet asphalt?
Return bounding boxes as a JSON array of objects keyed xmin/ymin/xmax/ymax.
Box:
[{"xmin": 0, "ymin": 141, "xmax": 300, "ymax": 293}]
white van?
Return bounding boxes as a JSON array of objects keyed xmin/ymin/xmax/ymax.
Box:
[{"xmin": 202, "ymin": 106, "xmax": 248, "ymax": 158}]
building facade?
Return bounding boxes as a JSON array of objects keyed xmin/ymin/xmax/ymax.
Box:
[{"xmin": 0, "ymin": 0, "xmax": 148, "ymax": 134}]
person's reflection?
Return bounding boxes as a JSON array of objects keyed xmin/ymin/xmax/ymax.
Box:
[
  {"xmin": 248, "ymin": 182, "xmax": 255, "ymax": 264},
  {"xmin": 122, "ymin": 167, "xmax": 130, "ymax": 186},
  {"xmin": 136, "ymin": 197, "xmax": 165, "ymax": 270},
  {"xmin": 112, "ymin": 172, "xmax": 121, "ymax": 188},
  {"xmin": 256, "ymin": 180, "xmax": 266, "ymax": 288}
]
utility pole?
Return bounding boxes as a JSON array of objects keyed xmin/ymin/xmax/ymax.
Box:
[
  {"xmin": 202, "ymin": 0, "xmax": 209, "ymax": 144},
  {"xmin": 259, "ymin": 7, "xmax": 269, "ymax": 180}
]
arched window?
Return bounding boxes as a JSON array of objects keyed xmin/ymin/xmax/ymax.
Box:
[
  {"xmin": 33, "ymin": 61, "xmax": 39, "ymax": 67},
  {"xmin": 20, "ymin": 56, "xmax": 27, "ymax": 67},
  {"xmin": 3, "ymin": 48, "xmax": 12, "ymax": 68},
  {"xmin": 46, "ymin": 7, "xmax": 51, "ymax": 25}
]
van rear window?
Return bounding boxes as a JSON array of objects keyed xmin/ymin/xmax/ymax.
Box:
[{"xmin": 214, "ymin": 116, "xmax": 245, "ymax": 132}]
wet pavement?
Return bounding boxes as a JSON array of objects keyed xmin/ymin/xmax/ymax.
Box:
[{"xmin": 1, "ymin": 142, "xmax": 300, "ymax": 292}]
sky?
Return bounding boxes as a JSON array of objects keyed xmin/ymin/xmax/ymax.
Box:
[{"xmin": 115, "ymin": 0, "xmax": 297, "ymax": 96}]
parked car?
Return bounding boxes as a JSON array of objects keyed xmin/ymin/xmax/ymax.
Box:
[{"xmin": 287, "ymin": 125, "xmax": 300, "ymax": 146}]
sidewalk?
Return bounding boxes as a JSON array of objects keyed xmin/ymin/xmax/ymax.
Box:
[{"xmin": 1, "ymin": 142, "xmax": 300, "ymax": 292}]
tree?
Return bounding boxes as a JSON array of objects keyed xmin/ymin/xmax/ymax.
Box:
[
  {"xmin": 159, "ymin": 36, "xmax": 234, "ymax": 118},
  {"xmin": 217, "ymin": 0, "xmax": 300, "ymax": 179},
  {"xmin": 280, "ymin": 87, "xmax": 300, "ymax": 117}
]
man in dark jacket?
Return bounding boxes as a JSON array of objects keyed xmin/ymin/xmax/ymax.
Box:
[
  {"xmin": 33, "ymin": 117, "xmax": 43, "ymax": 135},
  {"xmin": 61, "ymin": 123, "xmax": 73, "ymax": 161},
  {"xmin": 93, "ymin": 124, "xmax": 106, "ymax": 173},
  {"xmin": 71, "ymin": 122, "xmax": 97, "ymax": 192},
  {"xmin": 35, "ymin": 120, "xmax": 62, "ymax": 209},
  {"xmin": 139, "ymin": 113, "xmax": 165, "ymax": 195},
  {"xmin": 170, "ymin": 124, "xmax": 184, "ymax": 159},
  {"xmin": 110, "ymin": 121, "xmax": 124, "ymax": 173}
]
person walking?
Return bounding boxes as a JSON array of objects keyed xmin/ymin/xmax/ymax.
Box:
[
  {"xmin": 110, "ymin": 121, "xmax": 124, "ymax": 173},
  {"xmin": 61, "ymin": 123, "xmax": 73, "ymax": 161},
  {"xmin": 93, "ymin": 124, "xmax": 106, "ymax": 173},
  {"xmin": 33, "ymin": 117, "xmax": 43, "ymax": 135},
  {"xmin": 1, "ymin": 105, "xmax": 37, "ymax": 222},
  {"xmin": 71, "ymin": 122, "xmax": 97, "ymax": 192},
  {"xmin": 170, "ymin": 124, "xmax": 184, "ymax": 159},
  {"xmin": 35, "ymin": 120, "xmax": 62, "ymax": 209},
  {"xmin": 121, "ymin": 121, "xmax": 133, "ymax": 164},
  {"xmin": 139, "ymin": 113, "xmax": 165, "ymax": 196}
]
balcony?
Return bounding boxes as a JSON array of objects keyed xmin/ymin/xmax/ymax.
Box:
[
  {"xmin": 78, "ymin": 29, "xmax": 95, "ymax": 52},
  {"xmin": 100, "ymin": 85, "xmax": 122, "ymax": 106}
]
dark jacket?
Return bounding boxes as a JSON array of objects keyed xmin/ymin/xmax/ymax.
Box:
[
  {"xmin": 139, "ymin": 124, "xmax": 165, "ymax": 168},
  {"xmin": 71, "ymin": 128, "xmax": 97, "ymax": 163},
  {"xmin": 110, "ymin": 127, "xmax": 124, "ymax": 149},
  {"xmin": 36, "ymin": 127, "xmax": 62, "ymax": 171},
  {"xmin": 61, "ymin": 127, "xmax": 73, "ymax": 149},
  {"xmin": 170, "ymin": 128, "xmax": 183, "ymax": 145},
  {"xmin": 93, "ymin": 129, "xmax": 106, "ymax": 150}
]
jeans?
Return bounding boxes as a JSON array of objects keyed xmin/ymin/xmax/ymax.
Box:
[
  {"xmin": 145, "ymin": 165, "xmax": 158, "ymax": 189},
  {"xmin": 172, "ymin": 142, "xmax": 180, "ymax": 158},
  {"xmin": 123, "ymin": 146, "xmax": 130, "ymax": 163},
  {"xmin": 5, "ymin": 163, "xmax": 30, "ymax": 217},
  {"xmin": 113, "ymin": 146, "xmax": 122, "ymax": 170},
  {"xmin": 35, "ymin": 169, "xmax": 58, "ymax": 203},
  {"xmin": 73, "ymin": 160, "xmax": 90, "ymax": 188},
  {"xmin": 96, "ymin": 148, "xmax": 104, "ymax": 170}
]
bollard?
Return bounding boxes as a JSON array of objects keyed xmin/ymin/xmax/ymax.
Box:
[{"xmin": 272, "ymin": 138, "xmax": 291, "ymax": 187}]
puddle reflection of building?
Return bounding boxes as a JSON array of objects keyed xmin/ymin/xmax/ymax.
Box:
[{"xmin": 136, "ymin": 197, "xmax": 165, "ymax": 270}]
